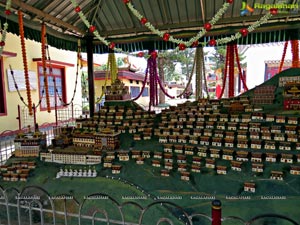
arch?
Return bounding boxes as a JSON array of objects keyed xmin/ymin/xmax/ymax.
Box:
[
  {"xmin": 78, "ymin": 193, "xmax": 125, "ymax": 225},
  {"xmin": 28, "ymin": 200, "xmax": 44, "ymax": 225},
  {"xmin": 247, "ymin": 213, "xmax": 299, "ymax": 225},
  {"xmin": 156, "ymin": 217, "xmax": 174, "ymax": 225},
  {"xmin": 91, "ymin": 209, "xmax": 109, "ymax": 225},
  {"xmin": 139, "ymin": 201, "xmax": 192, "ymax": 225},
  {"xmin": 18, "ymin": 185, "xmax": 56, "ymax": 225},
  {"xmin": 223, "ymin": 216, "xmax": 246, "ymax": 224}
]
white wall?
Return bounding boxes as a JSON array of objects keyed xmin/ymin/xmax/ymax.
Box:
[{"xmin": 244, "ymin": 42, "xmax": 292, "ymax": 89}]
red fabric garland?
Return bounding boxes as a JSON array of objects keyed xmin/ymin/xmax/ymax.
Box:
[
  {"xmin": 217, "ymin": 45, "xmax": 229, "ymax": 99},
  {"xmin": 228, "ymin": 44, "xmax": 235, "ymax": 97},
  {"xmin": 291, "ymin": 40, "xmax": 299, "ymax": 68},
  {"xmin": 234, "ymin": 44, "xmax": 248, "ymax": 91},
  {"xmin": 278, "ymin": 41, "xmax": 288, "ymax": 73},
  {"xmin": 132, "ymin": 67, "xmax": 148, "ymax": 101}
]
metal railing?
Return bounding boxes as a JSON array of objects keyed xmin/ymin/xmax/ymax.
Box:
[{"xmin": 0, "ymin": 185, "xmax": 299, "ymax": 225}]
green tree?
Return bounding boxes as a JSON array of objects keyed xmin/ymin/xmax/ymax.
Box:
[
  {"xmin": 158, "ymin": 49, "xmax": 196, "ymax": 82},
  {"xmin": 211, "ymin": 45, "xmax": 247, "ymax": 71}
]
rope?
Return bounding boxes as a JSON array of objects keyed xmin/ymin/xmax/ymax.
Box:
[
  {"xmin": 176, "ymin": 51, "xmax": 196, "ymax": 98},
  {"xmin": 52, "ymin": 40, "xmax": 81, "ymax": 106}
]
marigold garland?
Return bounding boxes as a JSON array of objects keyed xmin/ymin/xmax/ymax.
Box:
[
  {"xmin": 18, "ymin": 10, "xmax": 33, "ymax": 115},
  {"xmin": 41, "ymin": 23, "xmax": 51, "ymax": 112}
]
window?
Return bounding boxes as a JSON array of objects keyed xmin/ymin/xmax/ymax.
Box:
[
  {"xmin": 130, "ymin": 86, "xmax": 140, "ymax": 98},
  {"xmin": 142, "ymin": 87, "xmax": 149, "ymax": 97},
  {"xmin": 38, "ymin": 64, "xmax": 66, "ymax": 110},
  {"xmin": 0, "ymin": 59, "xmax": 7, "ymax": 115}
]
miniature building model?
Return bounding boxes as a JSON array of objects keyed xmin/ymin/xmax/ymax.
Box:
[
  {"xmin": 231, "ymin": 161, "xmax": 243, "ymax": 172},
  {"xmin": 152, "ymin": 160, "xmax": 161, "ymax": 167},
  {"xmin": 118, "ymin": 151, "xmax": 130, "ymax": 161},
  {"xmin": 244, "ymin": 182, "xmax": 256, "ymax": 193},
  {"xmin": 223, "ymin": 149, "xmax": 234, "ymax": 160},
  {"xmin": 236, "ymin": 151, "xmax": 249, "ymax": 162},
  {"xmin": 161, "ymin": 169, "xmax": 170, "ymax": 177},
  {"xmin": 40, "ymin": 148, "xmax": 102, "ymax": 165},
  {"xmin": 266, "ymin": 153, "xmax": 277, "ymax": 162},
  {"xmin": 280, "ymin": 153, "xmax": 293, "ymax": 163},
  {"xmin": 0, "ymin": 161, "xmax": 35, "ymax": 182},
  {"xmin": 252, "ymin": 163, "xmax": 264, "ymax": 173},
  {"xmin": 112, "ymin": 165, "xmax": 122, "ymax": 174},
  {"xmin": 103, "ymin": 158, "xmax": 113, "ymax": 168},
  {"xmin": 72, "ymin": 131, "xmax": 95, "ymax": 148},
  {"xmin": 290, "ymin": 165, "xmax": 300, "ymax": 175},
  {"xmin": 270, "ymin": 171, "xmax": 284, "ymax": 180},
  {"xmin": 216, "ymin": 166, "xmax": 227, "ymax": 175},
  {"xmin": 205, "ymin": 158, "xmax": 215, "ymax": 169},
  {"xmin": 105, "ymin": 79, "xmax": 130, "ymax": 101},
  {"xmin": 14, "ymin": 131, "xmax": 46, "ymax": 157},
  {"xmin": 180, "ymin": 171, "xmax": 190, "ymax": 181},
  {"xmin": 94, "ymin": 128, "xmax": 121, "ymax": 150}
]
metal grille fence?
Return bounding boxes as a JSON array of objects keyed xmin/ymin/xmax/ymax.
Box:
[{"xmin": 0, "ymin": 185, "xmax": 299, "ymax": 225}]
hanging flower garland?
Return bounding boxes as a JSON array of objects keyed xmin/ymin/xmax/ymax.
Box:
[
  {"xmin": 291, "ymin": 39, "xmax": 299, "ymax": 68},
  {"xmin": 109, "ymin": 52, "xmax": 118, "ymax": 83},
  {"xmin": 278, "ymin": 41, "xmax": 288, "ymax": 73},
  {"xmin": 0, "ymin": 0, "xmax": 11, "ymax": 56},
  {"xmin": 95, "ymin": 52, "xmax": 117, "ymax": 104},
  {"xmin": 70, "ymin": 0, "xmax": 275, "ymax": 58},
  {"xmin": 217, "ymin": 44, "xmax": 230, "ymax": 99},
  {"xmin": 176, "ymin": 54, "xmax": 196, "ymax": 98},
  {"xmin": 124, "ymin": 0, "xmax": 232, "ymax": 50},
  {"xmin": 211, "ymin": 12, "xmax": 274, "ymax": 46},
  {"xmin": 234, "ymin": 44, "xmax": 248, "ymax": 91},
  {"xmin": 228, "ymin": 44, "xmax": 235, "ymax": 97},
  {"xmin": 41, "ymin": 23, "xmax": 51, "ymax": 113},
  {"xmin": 18, "ymin": 10, "xmax": 33, "ymax": 115},
  {"xmin": 132, "ymin": 67, "xmax": 148, "ymax": 101}
]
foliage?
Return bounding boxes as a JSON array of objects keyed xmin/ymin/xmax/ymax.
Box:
[
  {"xmin": 81, "ymin": 71, "xmax": 88, "ymax": 99},
  {"xmin": 97, "ymin": 56, "xmax": 125, "ymax": 71},
  {"xmin": 211, "ymin": 45, "xmax": 247, "ymax": 71},
  {"xmin": 158, "ymin": 49, "xmax": 196, "ymax": 82}
]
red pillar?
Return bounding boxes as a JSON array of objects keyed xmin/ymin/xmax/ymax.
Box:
[{"xmin": 211, "ymin": 200, "xmax": 222, "ymax": 225}]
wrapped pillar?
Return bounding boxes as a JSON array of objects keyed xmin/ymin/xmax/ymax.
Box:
[{"xmin": 211, "ymin": 199, "xmax": 222, "ymax": 225}]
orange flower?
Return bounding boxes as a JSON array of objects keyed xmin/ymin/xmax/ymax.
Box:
[{"xmin": 18, "ymin": 10, "xmax": 33, "ymax": 115}]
